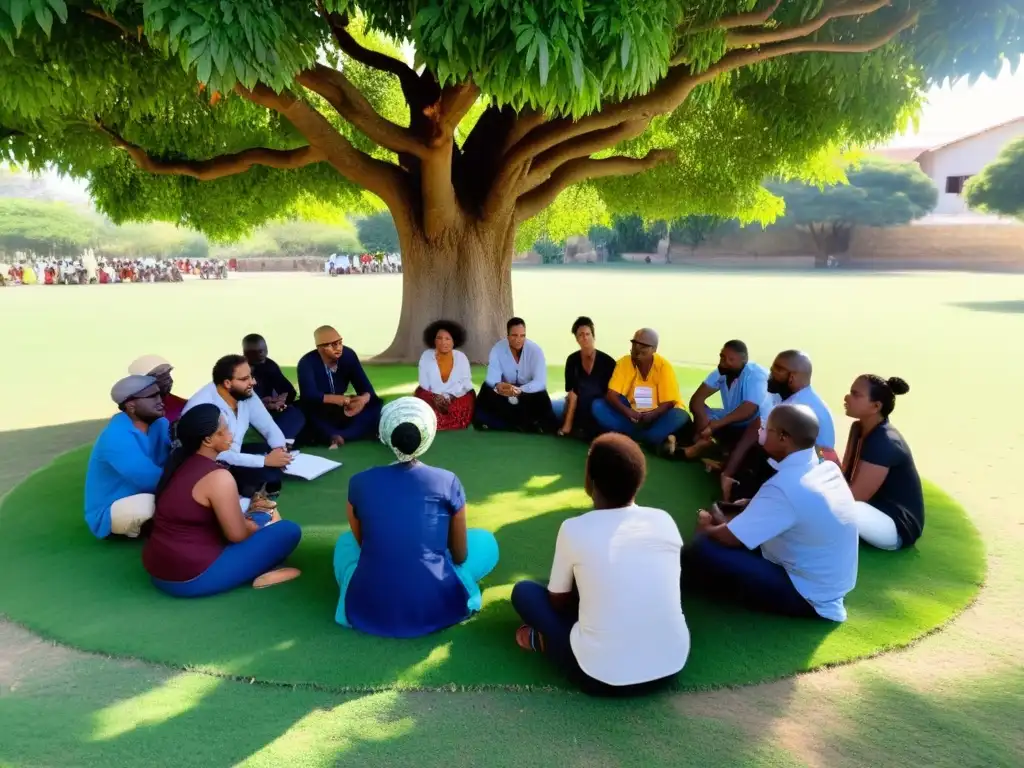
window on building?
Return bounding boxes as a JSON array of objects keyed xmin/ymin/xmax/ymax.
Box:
[{"xmin": 945, "ymin": 175, "xmax": 972, "ymax": 194}]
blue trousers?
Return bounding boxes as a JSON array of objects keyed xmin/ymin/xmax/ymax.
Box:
[
  {"xmin": 511, "ymin": 580, "xmax": 678, "ymax": 697},
  {"xmin": 271, "ymin": 404, "xmax": 306, "ymax": 441},
  {"xmin": 591, "ymin": 396, "xmax": 690, "ymax": 445},
  {"xmin": 151, "ymin": 520, "xmax": 302, "ymax": 598},
  {"xmin": 333, "ymin": 529, "xmax": 499, "ymax": 627},
  {"xmin": 306, "ymin": 398, "xmax": 382, "ymax": 443},
  {"xmin": 683, "ymin": 534, "xmax": 820, "ymax": 619}
]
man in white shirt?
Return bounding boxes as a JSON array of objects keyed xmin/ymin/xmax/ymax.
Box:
[
  {"xmin": 511, "ymin": 433, "xmax": 690, "ymax": 695},
  {"xmin": 474, "ymin": 317, "xmax": 557, "ymax": 433},
  {"xmin": 183, "ymin": 354, "xmax": 292, "ymax": 497},
  {"xmin": 686, "ymin": 404, "xmax": 858, "ymax": 622},
  {"xmin": 719, "ymin": 349, "xmax": 837, "ymax": 501}
]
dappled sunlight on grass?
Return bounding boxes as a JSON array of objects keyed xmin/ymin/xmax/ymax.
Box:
[
  {"xmin": 90, "ymin": 672, "xmax": 221, "ymax": 742},
  {"xmin": 523, "ymin": 474, "xmax": 563, "ymax": 489},
  {"xmin": 398, "ymin": 644, "xmax": 452, "ymax": 687}
]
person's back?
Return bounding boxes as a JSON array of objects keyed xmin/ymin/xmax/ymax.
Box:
[
  {"xmin": 561, "ymin": 505, "xmax": 689, "ymax": 685},
  {"xmin": 346, "ymin": 462, "xmax": 469, "ymax": 637},
  {"xmin": 143, "ymin": 454, "xmax": 226, "ymax": 582},
  {"xmin": 756, "ymin": 454, "xmax": 858, "ymax": 620}
]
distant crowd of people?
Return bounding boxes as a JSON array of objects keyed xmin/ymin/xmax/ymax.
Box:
[
  {"xmin": 325, "ymin": 252, "xmax": 402, "ymax": 275},
  {"xmin": 0, "ymin": 256, "xmax": 233, "ymax": 285}
]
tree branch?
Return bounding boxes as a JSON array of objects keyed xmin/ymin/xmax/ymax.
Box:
[
  {"xmin": 235, "ymin": 84, "xmax": 407, "ymax": 209},
  {"xmin": 521, "ymin": 119, "xmax": 649, "ymax": 194},
  {"xmin": 296, "ymin": 65, "xmax": 427, "ymax": 158},
  {"xmin": 515, "ymin": 150, "xmax": 676, "ymax": 223},
  {"xmin": 726, "ymin": 0, "xmax": 893, "ymax": 48},
  {"xmin": 681, "ymin": 0, "xmax": 783, "ymax": 36},
  {"xmin": 95, "ymin": 123, "xmax": 327, "ymax": 181},
  {"xmin": 318, "ymin": 6, "xmax": 422, "ymax": 97},
  {"xmin": 84, "ymin": 8, "xmax": 136, "ymax": 38},
  {"xmin": 438, "ymin": 82, "xmax": 481, "ymax": 134}
]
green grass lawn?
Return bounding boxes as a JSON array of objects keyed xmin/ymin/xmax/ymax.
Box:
[{"xmin": 1, "ymin": 267, "xmax": 1022, "ymax": 767}]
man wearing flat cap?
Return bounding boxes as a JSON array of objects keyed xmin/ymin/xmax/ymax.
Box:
[
  {"xmin": 296, "ymin": 325, "xmax": 382, "ymax": 448},
  {"xmin": 84, "ymin": 375, "xmax": 172, "ymax": 539},
  {"xmin": 128, "ymin": 354, "xmax": 188, "ymax": 424}
]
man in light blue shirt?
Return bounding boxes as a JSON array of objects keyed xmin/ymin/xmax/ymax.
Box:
[
  {"xmin": 473, "ymin": 317, "xmax": 557, "ymax": 433},
  {"xmin": 685, "ymin": 404, "xmax": 859, "ymax": 622},
  {"xmin": 686, "ymin": 339, "xmax": 768, "ymax": 458},
  {"xmin": 183, "ymin": 354, "xmax": 292, "ymax": 496}
]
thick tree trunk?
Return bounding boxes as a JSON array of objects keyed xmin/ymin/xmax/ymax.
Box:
[{"xmin": 375, "ymin": 218, "xmax": 515, "ymax": 364}]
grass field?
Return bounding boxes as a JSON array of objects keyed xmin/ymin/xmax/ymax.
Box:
[{"xmin": 1, "ymin": 266, "xmax": 1023, "ymax": 767}]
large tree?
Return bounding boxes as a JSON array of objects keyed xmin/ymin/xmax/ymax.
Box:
[
  {"xmin": 768, "ymin": 157, "xmax": 938, "ymax": 264},
  {"xmin": 965, "ymin": 135, "xmax": 1024, "ymax": 221},
  {"xmin": 0, "ymin": 2, "xmax": 1019, "ymax": 359}
]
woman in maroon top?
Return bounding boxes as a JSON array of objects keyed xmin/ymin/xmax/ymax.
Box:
[{"xmin": 142, "ymin": 404, "xmax": 302, "ymax": 597}]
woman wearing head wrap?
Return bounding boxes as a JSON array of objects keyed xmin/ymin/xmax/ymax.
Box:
[
  {"xmin": 414, "ymin": 319, "xmax": 476, "ymax": 431},
  {"xmin": 333, "ymin": 397, "xmax": 499, "ymax": 638},
  {"xmin": 142, "ymin": 404, "xmax": 303, "ymax": 597}
]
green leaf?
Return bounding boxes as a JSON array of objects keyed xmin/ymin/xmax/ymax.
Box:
[
  {"xmin": 443, "ymin": 25, "xmax": 453, "ymax": 55},
  {"xmin": 196, "ymin": 51, "xmax": 212, "ymax": 84},
  {"xmin": 455, "ymin": 4, "xmax": 470, "ymax": 35},
  {"xmin": 33, "ymin": 5, "xmax": 53, "ymax": 37},
  {"xmin": 538, "ymin": 34, "xmax": 549, "ymax": 87},
  {"xmin": 525, "ymin": 36, "xmax": 538, "ymax": 72},
  {"xmin": 211, "ymin": 38, "xmax": 229, "ymax": 75},
  {"xmin": 45, "ymin": 0, "xmax": 67, "ymax": 24},
  {"xmin": 620, "ymin": 29, "xmax": 631, "ymax": 69},
  {"xmin": 9, "ymin": 0, "xmax": 28, "ymax": 34},
  {"xmin": 169, "ymin": 12, "xmax": 195, "ymax": 39},
  {"xmin": 516, "ymin": 26, "xmax": 534, "ymax": 53},
  {"xmin": 524, "ymin": 4, "xmax": 538, "ymax": 24},
  {"xmin": 572, "ymin": 40, "xmax": 583, "ymax": 89},
  {"xmin": 189, "ymin": 23, "xmax": 210, "ymax": 44}
]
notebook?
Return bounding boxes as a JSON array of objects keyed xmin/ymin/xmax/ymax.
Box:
[{"xmin": 283, "ymin": 452, "xmax": 343, "ymax": 481}]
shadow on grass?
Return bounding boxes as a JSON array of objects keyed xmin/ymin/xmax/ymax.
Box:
[
  {"xmin": 0, "ymin": 419, "xmax": 107, "ymax": 498},
  {"xmin": 950, "ymin": 300, "xmax": 1024, "ymax": 315}
]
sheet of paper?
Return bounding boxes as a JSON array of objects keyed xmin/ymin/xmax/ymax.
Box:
[
  {"xmin": 240, "ymin": 497, "xmax": 251, "ymax": 514},
  {"xmin": 633, "ymin": 385, "xmax": 655, "ymax": 411},
  {"xmin": 284, "ymin": 453, "xmax": 343, "ymax": 481}
]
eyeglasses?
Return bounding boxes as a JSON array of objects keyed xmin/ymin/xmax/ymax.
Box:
[{"xmin": 318, "ymin": 339, "xmax": 343, "ymax": 349}]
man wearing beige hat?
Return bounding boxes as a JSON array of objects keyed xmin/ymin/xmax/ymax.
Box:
[
  {"xmin": 128, "ymin": 354, "xmax": 188, "ymax": 424},
  {"xmin": 296, "ymin": 325, "xmax": 382, "ymax": 448},
  {"xmin": 84, "ymin": 375, "xmax": 172, "ymax": 539}
]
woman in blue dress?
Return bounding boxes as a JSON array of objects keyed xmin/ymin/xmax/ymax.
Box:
[{"xmin": 333, "ymin": 397, "xmax": 500, "ymax": 638}]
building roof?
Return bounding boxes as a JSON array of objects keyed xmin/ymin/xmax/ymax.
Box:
[
  {"xmin": 916, "ymin": 116, "xmax": 1024, "ymax": 159},
  {"xmin": 875, "ymin": 116, "xmax": 1024, "ymax": 163}
]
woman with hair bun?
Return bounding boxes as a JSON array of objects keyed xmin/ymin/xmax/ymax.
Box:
[
  {"xmin": 415, "ymin": 319, "xmax": 476, "ymax": 430},
  {"xmin": 333, "ymin": 397, "xmax": 499, "ymax": 637},
  {"xmin": 142, "ymin": 404, "xmax": 302, "ymax": 597},
  {"xmin": 842, "ymin": 375, "xmax": 925, "ymax": 550}
]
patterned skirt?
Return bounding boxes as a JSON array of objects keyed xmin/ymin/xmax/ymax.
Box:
[{"xmin": 414, "ymin": 387, "xmax": 476, "ymax": 431}]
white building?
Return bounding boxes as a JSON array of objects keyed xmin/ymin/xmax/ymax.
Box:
[{"xmin": 878, "ymin": 117, "xmax": 1024, "ymax": 216}]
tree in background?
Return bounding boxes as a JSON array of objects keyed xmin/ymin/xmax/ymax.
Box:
[
  {"xmin": 768, "ymin": 158, "xmax": 937, "ymax": 265},
  {"xmin": 670, "ymin": 214, "xmax": 734, "ymax": 254},
  {"xmin": 355, "ymin": 211, "xmax": 400, "ymax": 252},
  {"xmin": 0, "ymin": 3, "xmax": 1018, "ymax": 359},
  {"xmin": 532, "ymin": 237, "xmax": 563, "ymax": 264},
  {"xmin": 965, "ymin": 136, "xmax": 1024, "ymax": 221},
  {"xmin": 0, "ymin": 197, "xmax": 98, "ymax": 255}
]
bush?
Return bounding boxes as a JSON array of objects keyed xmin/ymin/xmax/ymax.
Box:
[{"xmin": 533, "ymin": 238, "xmax": 563, "ymax": 264}]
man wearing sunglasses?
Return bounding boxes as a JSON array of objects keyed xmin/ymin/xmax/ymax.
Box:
[
  {"xmin": 84, "ymin": 375, "xmax": 172, "ymax": 539},
  {"xmin": 296, "ymin": 325, "xmax": 382, "ymax": 449}
]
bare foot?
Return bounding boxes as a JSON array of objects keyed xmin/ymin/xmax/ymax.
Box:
[
  {"xmin": 702, "ymin": 457, "xmax": 724, "ymax": 472},
  {"xmin": 662, "ymin": 434, "xmax": 677, "ymax": 457},
  {"xmin": 252, "ymin": 567, "xmax": 301, "ymax": 589},
  {"xmin": 684, "ymin": 438, "xmax": 712, "ymax": 460}
]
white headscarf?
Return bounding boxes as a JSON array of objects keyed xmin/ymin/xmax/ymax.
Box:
[{"xmin": 379, "ymin": 396, "xmax": 437, "ymax": 462}]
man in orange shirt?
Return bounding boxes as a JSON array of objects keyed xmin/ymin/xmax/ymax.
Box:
[{"xmin": 592, "ymin": 328, "xmax": 690, "ymax": 456}]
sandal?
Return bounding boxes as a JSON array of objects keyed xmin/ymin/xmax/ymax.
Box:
[{"xmin": 515, "ymin": 625, "xmax": 544, "ymax": 652}]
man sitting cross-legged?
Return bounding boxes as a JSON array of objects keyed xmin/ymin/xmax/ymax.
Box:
[
  {"xmin": 684, "ymin": 404, "xmax": 858, "ymax": 622},
  {"xmin": 592, "ymin": 328, "xmax": 690, "ymax": 455},
  {"xmin": 473, "ymin": 316, "xmax": 557, "ymax": 433},
  {"xmin": 127, "ymin": 354, "xmax": 188, "ymax": 425},
  {"xmin": 684, "ymin": 340, "xmax": 768, "ymax": 459},
  {"xmin": 183, "ymin": 355, "xmax": 293, "ymax": 497},
  {"xmin": 296, "ymin": 325, "xmax": 382, "ymax": 449},
  {"xmin": 242, "ymin": 333, "xmax": 306, "ymax": 442},
  {"xmin": 84, "ymin": 375, "xmax": 172, "ymax": 539}
]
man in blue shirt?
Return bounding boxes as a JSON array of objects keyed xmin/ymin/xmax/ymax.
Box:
[
  {"xmin": 296, "ymin": 325, "xmax": 383, "ymax": 448},
  {"xmin": 686, "ymin": 340, "xmax": 768, "ymax": 458},
  {"xmin": 84, "ymin": 375, "xmax": 172, "ymax": 539},
  {"xmin": 473, "ymin": 317, "xmax": 557, "ymax": 433},
  {"xmin": 242, "ymin": 333, "xmax": 306, "ymax": 441}
]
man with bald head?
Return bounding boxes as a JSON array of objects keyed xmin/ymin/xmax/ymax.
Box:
[
  {"xmin": 720, "ymin": 349, "xmax": 837, "ymax": 500},
  {"xmin": 296, "ymin": 325, "xmax": 382, "ymax": 448},
  {"xmin": 592, "ymin": 328, "xmax": 690, "ymax": 455},
  {"xmin": 685, "ymin": 404, "xmax": 858, "ymax": 622}
]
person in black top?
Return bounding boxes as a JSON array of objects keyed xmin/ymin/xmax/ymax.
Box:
[
  {"xmin": 553, "ymin": 316, "xmax": 617, "ymax": 440},
  {"xmin": 842, "ymin": 374, "xmax": 924, "ymax": 550},
  {"xmin": 242, "ymin": 333, "xmax": 306, "ymax": 441}
]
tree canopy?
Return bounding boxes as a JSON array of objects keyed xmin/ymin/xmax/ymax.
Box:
[
  {"xmin": 1, "ymin": 1, "xmax": 1019, "ymax": 358},
  {"xmin": 964, "ymin": 135, "xmax": 1024, "ymax": 221},
  {"xmin": 355, "ymin": 211, "xmax": 400, "ymax": 252},
  {"xmin": 0, "ymin": 197, "xmax": 98, "ymax": 253},
  {"xmin": 768, "ymin": 157, "xmax": 938, "ymax": 258}
]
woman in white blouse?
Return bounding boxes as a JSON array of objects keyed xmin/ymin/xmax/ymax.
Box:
[{"xmin": 415, "ymin": 320, "xmax": 476, "ymax": 430}]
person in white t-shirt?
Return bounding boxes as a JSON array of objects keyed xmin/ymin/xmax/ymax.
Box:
[
  {"xmin": 719, "ymin": 349, "xmax": 837, "ymax": 502},
  {"xmin": 510, "ymin": 433, "xmax": 690, "ymax": 695},
  {"xmin": 685, "ymin": 404, "xmax": 859, "ymax": 621}
]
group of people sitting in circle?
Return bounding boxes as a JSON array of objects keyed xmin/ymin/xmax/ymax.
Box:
[{"xmin": 83, "ymin": 315, "xmax": 924, "ymax": 695}]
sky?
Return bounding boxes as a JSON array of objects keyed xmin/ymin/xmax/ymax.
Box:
[{"xmin": 885, "ymin": 58, "xmax": 1024, "ymax": 148}]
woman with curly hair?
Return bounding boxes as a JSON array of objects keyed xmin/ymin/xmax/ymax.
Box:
[
  {"xmin": 415, "ymin": 319, "xmax": 476, "ymax": 430},
  {"xmin": 842, "ymin": 374, "xmax": 924, "ymax": 550}
]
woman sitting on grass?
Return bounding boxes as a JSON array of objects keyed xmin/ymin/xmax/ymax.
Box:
[
  {"xmin": 415, "ymin": 319, "xmax": 476, "ymax": 431},
  {"xmin": 142, "ymin": 404, "xmax": 302, "ymax": 597},
  {"xmin": 333, "ymin": 397, "xmax": 499, "ymax": 638},
  {"xmin": 511, "ymin": 433, "xmax": 690, "ymax": 696},
  {"xmin": 553, "ymin": 316, "xmax": 616, "ymax": 440},
  {"xmin": 842, "ymin": 375, "xmax": 925, "ymax": 550}
]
